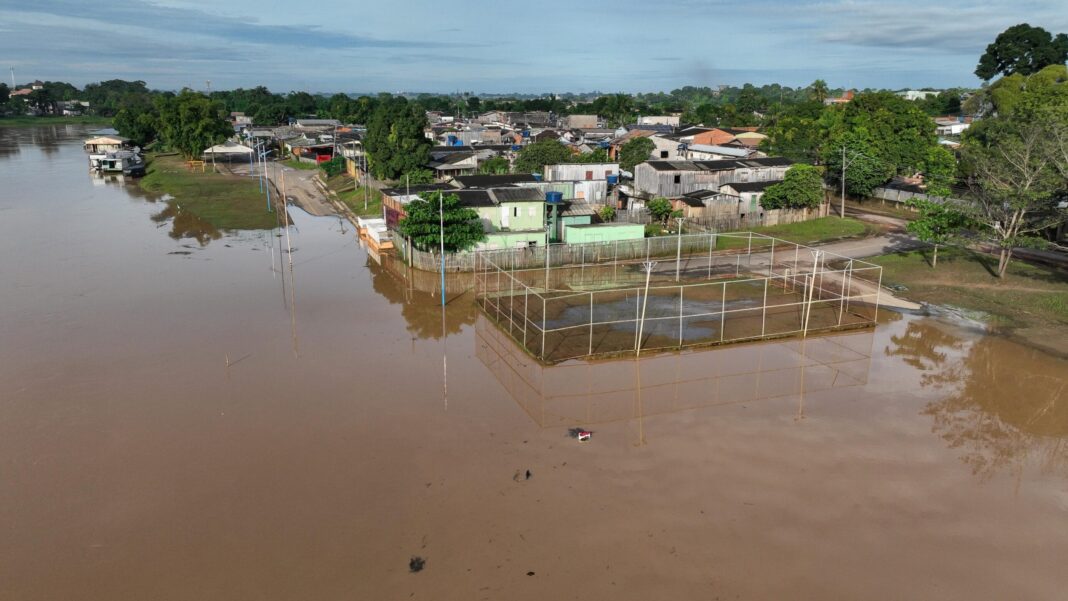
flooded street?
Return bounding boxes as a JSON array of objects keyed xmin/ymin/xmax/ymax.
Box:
[{"xmin": 2, "ymin": 126, "xmax": 1068, "ymax": 600}]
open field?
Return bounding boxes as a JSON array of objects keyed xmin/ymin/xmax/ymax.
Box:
[
  {"xmin": 0, "ymin": 115, "xmax": 112, "ymax": 128},
  {"xmin": 871, "ymin": 247, "xmax": 1068, "ymax": 353},
  {"xmin": 139, "ymin": 154, "xmax": 277, "ymax": 230}
]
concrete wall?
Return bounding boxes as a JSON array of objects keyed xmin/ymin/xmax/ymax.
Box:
[{"xmin": 564, "ymin": 223, "xmax": 644, "ymax": 244}]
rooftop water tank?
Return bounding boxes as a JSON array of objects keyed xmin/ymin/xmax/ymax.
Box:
[
  {"xmin": 606, "ymin": 174, "xmax": 619, "ymax": 185},
  {"xmin": 522, "ymin": 130, "xmax": 531, "ymax": 138},
  {"xmin": 532, "ymin": 173, "xmax": 543, "ymax": 181},
  {"xmin": 545, "ymin": 191, "xmax": 563, "ymax": 204}
]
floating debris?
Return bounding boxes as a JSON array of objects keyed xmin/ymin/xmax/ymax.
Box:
[
  {"xmin": 568, "ymin": 428, "xmax": 593, "ymax": 442},
  {"xmin": 409, "ymin": 556, "xmax": 425, "ymax": 573}
]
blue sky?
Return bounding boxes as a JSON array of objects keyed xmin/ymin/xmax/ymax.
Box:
[{"xmin": 1, "ymin": 0, "xmax": 1065, "ymax": 93}]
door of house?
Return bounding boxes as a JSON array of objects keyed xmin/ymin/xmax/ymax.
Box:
[{"xmin": 500, "ymin": 206, "xmax": 509, "ymax": 228}]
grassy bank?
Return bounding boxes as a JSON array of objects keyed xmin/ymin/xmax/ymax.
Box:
[
  {"xmin": 326, "ymin": 173, "xmax": 384, "ymax": 217},
  {"xmin": 0, "ymin": 115, "xmax": 112, "ymax": 128},
  {"xmin": 283, "ymin": 158, "xmax": 318, "ymax": 170},
  {"xmin": 691, "ymin": 216, "xmax": 875, "ymax": 249},
  {"xmin": 871, "ymin": 247, "xmax": 1068, "ymax": 350},
  {"xmin": 140, "ymin": 154, "xmax": 277, "ymax": 230}
]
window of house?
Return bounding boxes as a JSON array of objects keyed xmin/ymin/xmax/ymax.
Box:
[
  {"xmin": 604, "ymin": 170, "xmax": 612, "ymax": 178},
  {"xmin": 513, "ymin": 207, "xmax": 519, "ymax": 217},
  {"xmin": 585, "ymin": 170, "xmax": 593, "ymax": 180},
  {"xmin": 673, "ymin": 174, "xmax": 681, "ymax": 184},
  {"xmin": 660, "ymin": 151, "xmax": 669, "ymax": 158}
]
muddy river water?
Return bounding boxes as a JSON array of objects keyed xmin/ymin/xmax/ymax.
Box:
[{"xmin": 2, "ymin": 126, "xmax": 1067, "ymax": 600}]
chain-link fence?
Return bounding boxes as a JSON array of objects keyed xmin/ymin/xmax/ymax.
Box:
[{"xmin": 475, "ymin": 232, "xmax": 882, "ymax": 363}]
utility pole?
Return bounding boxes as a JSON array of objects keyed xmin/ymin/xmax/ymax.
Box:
[
  {"xmin": 439, "ymin": 191, "xmax": 446, "ymax": 307},
  {"xmin": 635, "ymin": 261, "xmax": 657, "ymax": 357},
  {"xmin": 9, "ymin": 67, "xmax": 14, "ymax": 89}
]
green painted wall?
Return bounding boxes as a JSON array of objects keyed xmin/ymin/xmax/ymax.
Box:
[{"xmin": 563, "ymin": 223, "xmax": 645, "ymax": 244}]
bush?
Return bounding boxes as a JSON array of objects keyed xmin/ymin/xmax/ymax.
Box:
[{"xmin": 318, "ymin": 156, "xmax": 346, "ymax": 177}]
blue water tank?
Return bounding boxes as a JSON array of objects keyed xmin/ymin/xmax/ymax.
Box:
[
  {"xmin": 606, "ymin": 174, "xmax": 619, "ymax": 185},
  {"xmin": 522, "ymin": 130, "xmax": 531, "ymax": 138},
  {"xmin": 446, "ymin": 135, "xmax": 457, "ymax": 145},
  {"xmin": 532, "ymin": 173, "xmax": 543, "ymax": 182},
  {"xmin": 598, "ymin": 141, "xmax": 610, "ymax": 149},
  {"xmin": 511, "ymin": 144, "xmax": 521, "ymax": 152},
  {"xmin": 545, "ymin": 191, "xmax": 563, "ymax": 204}
]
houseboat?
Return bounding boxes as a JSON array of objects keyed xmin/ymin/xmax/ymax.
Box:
[{"xmin": 89, "ymin": 150, "xmax": 145, "ymax": 177}]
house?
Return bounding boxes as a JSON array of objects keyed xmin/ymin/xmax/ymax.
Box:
[
  {"xmin": 285, "ymin": 137, "xmax": 334, "ymax": 162},
  {"xmin": 898, "ymin": 90, "xmax": 940, "ymax": 101},
  {"xmin": 543, "ymin": 162, "xmax": 620, "ymax": 182},
  {"xmin": 451, "ymin": 174, "xmax": 538, "ymax": 188},
  {"xmin": 718, "ymin": 180, "xmax": 782, "ymax": 218},
  {"xmin": 825, "ymin": 90, "xmax": 854, "ymax": 105},
  {"xmin": 466, "ymin": 187, "xmax": 548, "ymax": 250},
  {"xmin": 429, "ymin": 151, "xmax": 479, "ymax": 178},
  {"xmin": 565, "ymin": 114, "xmax": 599, "ymax": 129},
  {"xmin": 682, "ymin": 144, "xmax": 752, "ymax": 161},
  {"xmin": 295, "ymin": 118, "xmax": 340, "ymax": 129},
  {"xmin": 934, "ymin": 117, "xmax": 971, "ymax": 136},
  {"xmin": 633, "ymin": 157, "xmax": 792, "ymax": 198},
  {"xmin": 637, "ymin": 115, "xmax": 680, "ymax": 127},
  {"xmin": 83, "ymin": 135, "xmax": 131, "ymax": 153},
  {"xmin": 380, "ymin": 184, "xmax": 454, "ymax": 227}
]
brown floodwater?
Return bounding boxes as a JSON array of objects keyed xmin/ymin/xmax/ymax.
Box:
[{"xmin": 2, "ymin": 126, "xmax": 1068, "ymax": 600}]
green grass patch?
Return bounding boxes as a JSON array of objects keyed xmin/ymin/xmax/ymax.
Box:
[
  {"xmin": 283, "ymin": 158, "xmax": 318, "ymax": 170},
  {"xmin": 870, "ymin": 247, "xmax": 1068, "ymax": 329},
  {"xmin": 327, "ymin": 173, "xmax": 384, "ymax": 217},
  {"xmin": 702, "ymin": 217, "xmax": 874, "ymax": 249},
  {"xmin": 0, "ymin": 115, "xmax": 113, "ymax": 128},
  {"xmin": 140, "ymin": 154, "xmax": 277, "ymax": 231}
]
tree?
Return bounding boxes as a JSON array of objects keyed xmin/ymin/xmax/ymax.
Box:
[
  {"xmin": 647, "ymin": 197, "xmax": 675, "ymax": 224},
  {"xmin": 478, "ymin": 156, "xmax": 510, "ymax": 175},
  {"xmin": 920, "ymin": 146, "xmax": 957, "ymax": 198},
  {"xmin": 960, "ymin": 117, "xmax": 1067, "ymax": 277},
  {"xmin": 823, "ymin": 131, "xmax": 895, "ymax": 197},
  {"xmin": 286, "ymin": 91, "xmax": 318, "ymax": 116},
  {"xmin": 364, "ymin": 96, "xmax": 431, "ymax": 180},
  {"xmin": 975, "ymin": 24, "xmax": 1068, "ymax": 81},
  {"xmin": 571, "ymin": 148, "xmax": 609, "ymax": 163},
  {"xmin": 396, "ymin": 192, "xmax": 486, "ymax": 252},
  {"xmin": 618, "ymin": 137, "xmax": 656, "ymax": 173},
  {"xmin": 759, "ymin": 164, "xmax": 824, "ymax": 210},
  {"xmin": 905, "ymin": 199, "xmax": 970, "ymax": 268},
  {"xmin": 514, "ymin": 139, "xmax": 571, "ymax": 174},
  {"xmin": 154, "ymin": 90, "xmax": 233, "ymax": 159},
  {"xmin": 809, "ymin": 79, "xmax": 829, "ymax": 103},
  {"xmin": 598, "ymin": 205, "xmax": 616, "ymax": 222},
  {"xmin": 402, "ymin": 169, "xmax": 435, "ymax": 184},
  {"xmin": 0, "ymin": 83, "xmax": 8, "ymax": 105}
]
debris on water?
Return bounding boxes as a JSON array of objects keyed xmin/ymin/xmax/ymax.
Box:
[
  {"xmin": 513, "ymin": 469, "xmax": 533, "ymax": 482},
  {"xmin": 168, "ymin": 251, "xmax": 192, "ymax": 255},
  {"xmin": 409, "ymin": 556, "xmax": 425, "ymax": 573},
  {"xmin": 888, "ymin": 283, "xmax": 909, "ymax": 292},
  {"xmin": 526, "ymin": 571, "xmax": 535, "ymax": 576},
  {"xmin": 525, "ymin": 469, "xmax": 532, "ymax": 480},
  {"xmin": 568, "ymin": 428, "xmax": 593, "ymax": 442}
]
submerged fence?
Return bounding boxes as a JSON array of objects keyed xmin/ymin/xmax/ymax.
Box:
[{"xmin": 475, "ymin": 232, "xmax": 882, "ymax": 363}]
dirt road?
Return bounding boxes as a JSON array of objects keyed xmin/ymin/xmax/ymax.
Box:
[{"xmin": 225, "ymin": 161, "xmax": 336, "ymax": 217}]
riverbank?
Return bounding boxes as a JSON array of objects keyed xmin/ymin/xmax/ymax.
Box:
[
  {"xmin": 0, "ymin": 115, "xmax": 112, "ymax": 128},
  {"xmin": 871, "ymin": 247, "xmax": 1068, "ymax": 354},
  {"xmin": 139, "ymin": 154, "xmax": 277, "ymax": 230},
  {"xmin": 324, "ymin": 173, "xmax": 384, "ymax": 217}
]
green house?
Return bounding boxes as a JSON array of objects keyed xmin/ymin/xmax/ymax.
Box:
[{"xmin": 455, "ymin": 187, "xmax": 547, "ymax": 250}]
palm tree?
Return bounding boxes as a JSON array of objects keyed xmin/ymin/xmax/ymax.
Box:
[{"xmin": 809, "ymin": 79, "xmax": 829, "ymax": 104}]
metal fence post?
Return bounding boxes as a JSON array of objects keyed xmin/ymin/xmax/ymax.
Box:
[
  {"xmin": 541, "ymin": 295, "xmax": 547, "ymax": 360},
  {"xmin": 678, "ymin": 286, "xmax": 684, "ymax": 346},
  {"xmin": 523, "ymin": 286, "xmax": 529, "ymax": 348},
  {"xmin": 588, "ymin": 291, "xmax": 594, "ymax": 356},
  {"xmin": 769, "ymin": 241, "xmax": 775, "ymax": 276},
  {"xmin": 707, "ymin": 233, "xmax": 714, "ymax": 279},
  {"xmin": 761, "ymin": 278, "xmax": 768, "ymax": 337},
  {"xmin": 720, "ymin": 282, "xmax": 727, "ymax": 342}
]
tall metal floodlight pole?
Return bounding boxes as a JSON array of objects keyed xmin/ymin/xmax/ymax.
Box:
[
  {"xmin": 439, "ymin": 191, "xmax": 446, "ymax": 307},
  {"xmin": 675, "ymin": 216, "xmax": 685, "ymax": 282},
  {"xmin": 840, "ymin": 146, "xmax": 855, "ymax": 219},
  {"xmin": 635, "ymin": 261, "xmax": 657, "ymax": 357},
  {"xmin": 260, "ymin": 149, "xmax": 274, "ymax": 211}
]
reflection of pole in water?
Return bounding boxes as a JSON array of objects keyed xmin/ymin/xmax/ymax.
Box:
[
  {"xmin": 795, "ymin": 339, "xmax": 807, "ymax": 422},
  {"xmin": 633, "ymin": 360, "xmax": 646, "ymax": 447},
  {"xmin": 442, "ymin": 303, "xmax": 448, "ymax": 410}
]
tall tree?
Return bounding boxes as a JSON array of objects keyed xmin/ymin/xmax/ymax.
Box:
[
  {"xmin": 478, "ymin": 156, "xmax": 510, "ymax": 174},
  {"xmin": 396, "ymin": 192, "xmax": 486, "ymax": 252},
  {"xmin": 618, "ymin": 136, "xmax": 656, "ymax": 173},
  {"xmin": 975, "ymin": 24, "xmax": 1068, "ymax": 81},
  {"xmin": 364, "ymin": 96, "xmax": 431, "ymax": 180},
  {"xmin": 514, "ymin": 139, "xmax": 572, "ymax": 174},
  {"xmin": 809, "ymin": 79, "xmax": 829, "ymax": 103},
  {"xmin": 154, "ymin": 90, "xmax": 233, "ymax": 159},
  {"xmin": 759, "ymin": 164, "xmax": 824, "ymax": 210}
]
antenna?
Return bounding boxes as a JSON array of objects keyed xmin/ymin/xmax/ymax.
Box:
[
  {"xmin": 10, "ymin": 67, "xmax": 15, "ymax": 88},
  {"xmin": 206, "ymin": 80, "xmax": 212, "ymax": 93}
]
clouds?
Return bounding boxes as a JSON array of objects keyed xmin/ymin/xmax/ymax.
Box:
[{"xmin": 0, "ymin": 0, "xmax": 1064, "ymax": 92}]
